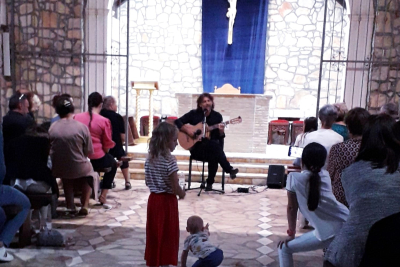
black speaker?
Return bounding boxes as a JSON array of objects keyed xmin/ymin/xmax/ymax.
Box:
[{"xmin": 267, "ymin": 165, "xmax": 286, "ymax": 189}]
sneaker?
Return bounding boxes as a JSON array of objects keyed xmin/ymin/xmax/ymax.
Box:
[
  {"xmin": 205, "ymin": 184, "xmax": 213, "ymax": 191},
  {"xmin": 229, "ymin": 168, "xmax": 239, "ymax": 179},
  {"xmin": 0, "ymin": 246, "xmax": 14, "ymax": 262}
]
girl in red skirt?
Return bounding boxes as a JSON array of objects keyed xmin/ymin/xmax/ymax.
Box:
[{"xmin": 145, "ymin": 122, "xmax": 186, "ymax": 267}]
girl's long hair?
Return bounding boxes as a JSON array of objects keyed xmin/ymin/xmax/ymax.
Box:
[
  {"xmin": 301, "ymin": 142, "xmax": 327, "ymax": 211},
  {"xmin": 148, "ymin": 122, "xmax": 178, "ymax": 161},
  {"xmin": 87, "ymin": 92, "xmax": 103, "ymax": 129}
]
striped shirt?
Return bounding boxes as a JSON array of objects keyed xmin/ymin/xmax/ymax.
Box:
[{"xmin": 145, "ymin": 154, "xmax": 179, "ymax": 194}]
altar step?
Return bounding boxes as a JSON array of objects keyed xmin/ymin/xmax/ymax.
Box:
[{"xmin": 116, "ymin": 151, "xmax": 294, "ymax": 185}]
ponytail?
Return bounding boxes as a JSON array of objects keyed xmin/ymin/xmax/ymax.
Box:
[
  {"xmin": 87, "ymin": 92, "xmax": 103, "ymax": 129},
  {"xmin": 307, "ymin": 167, "xmax": 321, "ymax": 211},
  {"xmin": 301, "ymin": 142, "xmax": 326, "ymax": 212},
  {"xmin": 88, "ymin": 105, "xmax": 93, "ymax": 129}
]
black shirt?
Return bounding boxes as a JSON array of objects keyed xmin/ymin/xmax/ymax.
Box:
[
  {"xmin": 100, "ymin": 109, "xmax": 125, "ymax": 157},
  {"xmin": 2, "ymin": 111, "xmax": 33, "ymax": 146},
  {"xmin": 175, "ymin": 109, "xmax": 225, "ymax": 141}
]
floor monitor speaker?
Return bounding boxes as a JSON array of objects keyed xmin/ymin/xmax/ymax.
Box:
[{"xmin": 267, "ymin": 165, "xmax": 286, "ymax": 189}]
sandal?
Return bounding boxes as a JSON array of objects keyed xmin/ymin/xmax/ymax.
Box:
[
  {"xmin": 98, "ymin": 195, "xmax": 107, "ymax": 205},
  {"xmin": 0, "ymin": 246, "xmax": 14, "ymax": 262},
  {"xmin": 125, "ymin": 182, "xmax": 132, "ymax": 190},
  {"xmin": 78, "ymin": 207, "xmax": 89, "ymax": 216}
]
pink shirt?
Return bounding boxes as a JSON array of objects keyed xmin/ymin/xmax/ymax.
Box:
[{"xmin": 74, "ymin": 112, "xmax": 115, "ymax": 159}]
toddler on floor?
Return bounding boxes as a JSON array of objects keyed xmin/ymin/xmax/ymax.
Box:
[{"xmin": 181, "ymin": 216, "xmax": 223, "ymax": 267}]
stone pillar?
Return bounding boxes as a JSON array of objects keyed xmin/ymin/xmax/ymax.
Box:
[
  {"xmin": 84, "ymin": 0, "xmax": 111, "ymax": 108},
  {"xmin": 368, "ymin": 0, "xmax": 400, "ymax": 113}
]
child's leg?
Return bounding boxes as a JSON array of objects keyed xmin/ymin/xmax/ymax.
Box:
[
  {"xmin": 278, "ymin": 231, "xmax": 334, "ymax": 267},
  {"xmin": 192, "ymin": 249, "xmax": 224, "ymax": 267}
]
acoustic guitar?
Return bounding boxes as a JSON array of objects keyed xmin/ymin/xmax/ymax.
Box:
[{"xmin": 178, "ymin": 116, "xmax": 242, "ymax": 150}]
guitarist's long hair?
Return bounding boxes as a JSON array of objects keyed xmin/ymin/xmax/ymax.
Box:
[
  {"xmin": 148, "ymin": 122, "xmax": 178, "ymax": 161},
  {"xmin": 196, "ymin": 93, "xmax": 214, "ymax": 111}
]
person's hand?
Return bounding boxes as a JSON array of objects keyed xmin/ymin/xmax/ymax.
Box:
[
  {"xmin": 218, "ymin": 123, "xmax": 225, "ymax": 133},
  {"xmin": 277, "ymin": 235, "xmax": 295, "ymax": 249},
  {"xmin": 179, "ymin": 189, "xmax": 186, "ymax": 199}
]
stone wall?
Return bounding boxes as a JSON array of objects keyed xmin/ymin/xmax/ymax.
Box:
[
  {"xmin": 116, "ymin": 0, "xmax": 349, "ymax": 120},
  {"xmin": 5, "ymin": 0, "xmax": 85, "ymax": 122},
  {"xmin": 265, "ymin": 0, "xmax": 349, "ymax": 118},
  {"xmin": 368, "ymin": 0, "xmax": 400, "ymax": 113}
]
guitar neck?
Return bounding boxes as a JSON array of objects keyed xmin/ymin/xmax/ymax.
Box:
[{"xmin": 208, "ymin": 121, "xmax": 230, "ymax": 131}]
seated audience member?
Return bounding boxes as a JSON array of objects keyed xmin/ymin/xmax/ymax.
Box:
[
  {"xmin": 379, "ymin": 102, "xmax": 398, "ymax": 119},
  {"xmin": 51, "ymin": 93, "xmax": 72, "ymax": 124},
  {"xmin": 324, "ymin": 114, "xmax": 400, "ymax": 267},
  {"xmin": 100, "ymin": 96, "xmax": 131, "ymax": 190},
  {"xmin": 49, "ymin": 96, "xmax": 99, "ymax": 215},
  {"xmin": 294, "ymin": 117, "xmax": 318, "ymax": 148},
  {"xmin": 17, "ymin": 90, "xmax": 41, "ymax": 120},
  {"xmin": 0, "ymin": 126, "xmax": 30, "ymax": 261},
  {"xmin": 331, "ymin": 103, "xmax": 349, "ymax": 141},
  {"xmin": 278, "ymin": 142, "xmax": 348, "ymax": 267},
  {"xmin": 358, "ymin": 212, "xmax": 400, "ymax": 267},
  {"xmin": 2, "ymin": 92, "xmax": 33, "ymax": 185},
  {"xmin": 327, "ymin": 108, "xmax": 369, "ymax": 207},
  {"xmin": 74, "ymin": 92, "xmax": 116, "ymax": 207},
  {"xmin": 7, "ymin": 124, "xmax": 58, "ymax": 229},
  {"xmin": 303, "ymin": 104, "xmax": 343, "ymax": 167}
]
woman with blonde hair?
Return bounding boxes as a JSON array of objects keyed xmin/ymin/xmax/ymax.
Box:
[{"xmin": 144, "ymin": 122, "xmax": 185, "ymax": 267}]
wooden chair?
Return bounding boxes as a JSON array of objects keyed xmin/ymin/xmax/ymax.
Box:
[
  {"xmin": 122, "ymin": 116, "xmax": 139, "ymax": 145},
  {"xmin": 290, "ymin": 121, "xmax": 304, "ymax": 145},
  {"xmin": 140, "ymin": 116, "xmax": 160, "ymax": 136},
  {"xmin": 214, "ymin": 84, "xmax": 241, "ymax": 94},
  {"xmin": 268, "ymin": 120, "xmax": 290, "ymax": 145}
]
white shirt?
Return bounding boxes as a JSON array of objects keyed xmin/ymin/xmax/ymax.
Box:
[
  {"xmin": 303, "ymin": 129, "xmax": 343, "ymax": 167},
  {"xmin": 183, "ymin": 230, "xmax": 216, "ymax": 259},
  {"xmin": 286, "ymin": 170, "xmax": 349, "ymax": 241}
]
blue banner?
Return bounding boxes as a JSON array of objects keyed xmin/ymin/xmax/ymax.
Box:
[{"xmin": 202, "ymin": 0, "xmax": 269, "ymax": 94}]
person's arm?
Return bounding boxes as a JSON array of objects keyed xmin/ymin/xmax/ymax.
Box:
[
  {"xmin": 287, "ymin": 191, "xmax": 298, "ymax": 236},
  {"xmin": 181, "ymin": 250, "xmax": 189, "ymax": 267},
  {"xmin": 175, "ymin": 111, "xmax": 196, "ymax": 137},
  {"xmin": 327, "ymin": 145, "xmax": 338, "ymax": 182},
  {"xmin": 83, "ymin": 126, "xmax": 94, "ymax": 157},
  {"xmin": 169, "ymin": 171, "xmax": 185, "ymax": 199},
  {"xmin": 101, "ymin": 119, "xmax": 116, "ymax": 153}
]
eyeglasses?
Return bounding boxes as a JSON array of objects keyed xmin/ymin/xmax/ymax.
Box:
[{"xmin": 19, "ymin": 93, "xmax": 25, "ymax": 100}]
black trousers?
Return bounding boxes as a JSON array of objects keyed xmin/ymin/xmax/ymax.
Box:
[
  {"xmin": 90, "ymin": 153, "xmax": 117, "ymax": 189},
  {"xmin": 190, "ymin": 139, "xmax": 232, "ymax": 185}
]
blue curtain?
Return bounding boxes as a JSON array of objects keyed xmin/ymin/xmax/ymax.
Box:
[{"xmin": 202, "ymin": 0, "xmax": 269, "ymax": 94}]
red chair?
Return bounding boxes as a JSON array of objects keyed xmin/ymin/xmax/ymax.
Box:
[
  {"xmin": 140, "ymin": 116, "xmax": 160, "ymax": 136},
  {"xmin": 268, "ymin": 120, "xmax": 289, "ymax": 145},
  {"xmin": 290, "ymin": 121, "xmax": 304, "ymax": 146}
]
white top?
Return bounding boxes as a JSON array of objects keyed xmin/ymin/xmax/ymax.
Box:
[
  {"xmin": 286, "ymin": 170, "xmax": 349, "ymax": 241},
  {"xmin": 303, "ymin": 129, "xmax": 343, "ymax": 167},
  {"xmin": 183, "ymin": 230, "xmax": 216, "ymax": 259}
]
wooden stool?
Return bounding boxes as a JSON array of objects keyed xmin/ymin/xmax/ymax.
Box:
[{"xmin": 4, "ymin": 193, "xmax": 54, "ymax": 248}]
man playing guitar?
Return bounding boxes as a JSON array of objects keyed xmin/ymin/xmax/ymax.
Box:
[{"xmin": 175, "ymin": 93, "xmax": 239, "ymax": 191}]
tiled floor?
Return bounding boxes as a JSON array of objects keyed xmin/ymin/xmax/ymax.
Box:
[{"xmin": 3, "ymin": 181, "xmax": 324, "ymax": 267}]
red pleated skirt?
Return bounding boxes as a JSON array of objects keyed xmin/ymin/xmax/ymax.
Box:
[{"xmin": 145, "ymin": 192, "xmax": 179, "ymax": 266}]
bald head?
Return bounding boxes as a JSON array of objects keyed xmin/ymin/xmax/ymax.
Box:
[
  {"xmin": 186, "ymin": 216, "xmax": 204, "ymax": 234},
  {"xmin": 103, "ymin": 96, "xmax": 117, "ymax": 111}
]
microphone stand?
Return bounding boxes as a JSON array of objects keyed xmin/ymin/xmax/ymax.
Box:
[{"xmin": 197, "ymin": 109, "xmax": 208, "ymax": 195}]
